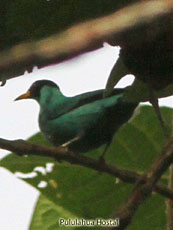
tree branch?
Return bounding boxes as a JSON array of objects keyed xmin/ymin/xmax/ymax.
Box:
[
  {"xmin": 0, "ymin": 137, "xmax": 172, "ymax": 200},
  {"xmin": 105, "ymin": 138, "xmax": 173, "ymax": 230},
  {"xmin": 166, "ymin": 165, "xmax": 173, "ymax": 230},
  {"xmin": 0, "ymin": 0, "xmax": 172, "ymax": 83}
]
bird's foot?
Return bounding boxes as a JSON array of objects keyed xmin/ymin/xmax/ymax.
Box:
[
  {"xmin": 97, "ymin": 143, "xmax": 111, "ymax": 168},
  {"xmin": 61, "ymin": 136, "xmax": 81, "ymax": 149},
  {"xmin": 98, "ymin": 155, "xmax": 106, "ymax": 167}
]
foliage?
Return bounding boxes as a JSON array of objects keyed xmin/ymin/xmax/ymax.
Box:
[
  {"xmin": 1, "ymin": 1, "xmax": 173, "ymax": 229},
  {"xmin": 1, "ymin": 106, "xmax": 171, "ymax": 229}
]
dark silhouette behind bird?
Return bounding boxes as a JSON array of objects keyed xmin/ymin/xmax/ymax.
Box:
[{"xmin": 120, "ymin": 32, "xmax": 173, "ymax": 90}]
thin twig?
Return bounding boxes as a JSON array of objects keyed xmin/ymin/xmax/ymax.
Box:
[
  {"xmin": 166, "ymin": 165, "xmax": 173, "ymax": 230},
  {"xmin": 166, "ymin": 106, "xmax": 173, "ymax": 230}
]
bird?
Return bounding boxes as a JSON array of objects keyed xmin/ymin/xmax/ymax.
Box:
[{"xmin": 15, "ymin": 80, "xmax": 138, "ymax": 156}]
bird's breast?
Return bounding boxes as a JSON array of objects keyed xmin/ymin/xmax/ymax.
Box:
[{"xmin": 38, "ymin": 112, "xmax": 78, "ymax": 147}]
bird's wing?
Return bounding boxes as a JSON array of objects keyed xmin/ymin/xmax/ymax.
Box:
[
  {"xmin": 49, "ymin": 93, "xmax": 124, "ymax": 134},
  {"xmin": 48, "ymin": 88, "xmax": 124, "ymax": 120},
  {"xmin": 41, "ymin": 92, "xmax": 137, "ymax": 153},
  {"xmin": 73, "ymin": 87, "xmax": 124, "ymax": 108}
]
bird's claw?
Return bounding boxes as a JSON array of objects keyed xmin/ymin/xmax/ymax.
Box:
[{"xmin": 98, "ymin": 155, "xmax": 106, "ymax": 167}]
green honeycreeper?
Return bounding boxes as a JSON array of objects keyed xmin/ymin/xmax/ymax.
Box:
[{"xmin": 15, "ymin": 80, "xmax": 138, "ymax": 154}]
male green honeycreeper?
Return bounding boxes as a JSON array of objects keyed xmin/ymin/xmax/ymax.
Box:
[{"xmin": 15, "ymin": 80, "xmax": 138, "ymax": 154}]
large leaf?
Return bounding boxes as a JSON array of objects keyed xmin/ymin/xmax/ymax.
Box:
[
  {"xmin": 30, "ymin": 194, "xmax": 77, "ymax": 230},
  {"xmin": 1, "ymin": 105, "xmax": 171, "ymax": 229}
]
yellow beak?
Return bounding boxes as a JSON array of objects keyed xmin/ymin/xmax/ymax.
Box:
[{"xmin": 14, "ymin": 91, "xmax": 31, "ymax": 101}]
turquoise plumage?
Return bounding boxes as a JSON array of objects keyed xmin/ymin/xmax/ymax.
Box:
[{"xmin": 15, "ymin": 80, "xmax": 138, "ymax": 153}]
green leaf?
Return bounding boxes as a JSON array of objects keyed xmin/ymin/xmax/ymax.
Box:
[
  {"xmin": 104, "ymin": 57, "xmax": 173, "ymax": 103},
  {"xmin": 104, "ymin": 57, "xmax": 129, "ymax": 97},
  {"xmin": 1, "ymin": 105, "xmax": 171, "ymax": 230},
  {"xmin": 30, "ymin": 194, "xmax": 77, "ymax": 230},
  {"xmin": 123, "ymin": 79, "xmax": 173, "ymax": 103}
]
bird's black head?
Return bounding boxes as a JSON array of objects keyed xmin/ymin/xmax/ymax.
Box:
[
  {"xmin": 15, "ymin": 80, "xmax": 59, "ymax": 101},
  {"xmin": 28, "ymin": 80, "xmax": 59, "ymax": 98}
]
